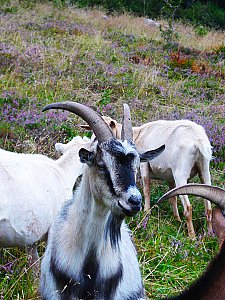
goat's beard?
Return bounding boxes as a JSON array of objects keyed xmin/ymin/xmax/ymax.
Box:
[{"xmin": 104, "ymin": 213, "xmax": 124, "ymax": 249}]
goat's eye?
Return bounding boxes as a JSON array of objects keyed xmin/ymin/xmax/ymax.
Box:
[{"xmin": 126, "ymin": 153, "xmax": 135, "ymax": 160}]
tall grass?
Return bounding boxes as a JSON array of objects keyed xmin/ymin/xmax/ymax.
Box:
[{"xmin": 0, "ymin": 1, "xmax": 224, "ymax": 299}]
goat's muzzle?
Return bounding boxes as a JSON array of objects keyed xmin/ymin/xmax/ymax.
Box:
[{"xmin": 118, "ymin": 190, "xmax": 142, "ymax": 216}]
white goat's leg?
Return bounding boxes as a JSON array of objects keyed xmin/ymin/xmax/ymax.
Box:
[
  {"xmin": 199, "ymin": 159, "xmax": 212, "ymax": 233},
  {"xmin": 173, "ymin": 149, "xmax": 196, "ymax": 238},
  {"xmin": 179, "ymin": 194, "xmax": 195, "ymax": 238},
  {"xmin": 26, "ymin": 244, "xmax": 40, "ymax": 277},
  {"xmin": 140, "ymin": 162, "xmax": 151, "ymax": 211},
  {"xmin": 174, "ymin": 175, "xmax": 195, "ymax": 238},
  {"xmin": 168, "ymin": 182, "xmax": 181, "ymax": 222}
]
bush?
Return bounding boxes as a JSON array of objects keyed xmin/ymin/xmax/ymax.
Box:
[{"xmin": 180, "ymin": 1, "xmax": 225, "ymax": 29}]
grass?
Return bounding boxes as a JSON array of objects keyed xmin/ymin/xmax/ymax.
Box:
[{"xmin": 0, "ymin": 1, "xmax": 224, "ymax": 299}]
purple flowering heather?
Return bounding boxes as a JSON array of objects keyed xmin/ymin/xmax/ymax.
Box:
[{"xmin": 1, "ymin": 92, "xmax": 69, "ymax": 128}]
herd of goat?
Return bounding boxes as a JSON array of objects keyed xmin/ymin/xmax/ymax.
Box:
[{"xmin": 1, "ymin": 101, "xmax": 224, "ymax": 300}]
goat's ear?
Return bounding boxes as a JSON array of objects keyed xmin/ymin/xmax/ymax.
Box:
[
  {"xmin": 79, "ymin": 148, "xmax": 95, "ymax": 166},
  {"xmin": 80, "ymin": 124, "xmax": 91, "ymax": 130},
  {"xmin": 140, "ymin": 145, "xmax": 165, "ymax": 162},
  {"xmin": 55, "ymin": 142, "xmax": 66, "ymax": 154}
]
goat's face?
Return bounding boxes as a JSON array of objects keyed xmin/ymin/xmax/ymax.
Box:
[{"xmin": 80, "ymin": 138, "xmax": 164, "ymax": 217}]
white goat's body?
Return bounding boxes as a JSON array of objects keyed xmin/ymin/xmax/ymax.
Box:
[
  {"xmin": 42, "ymin": 223, "xmax": 142, "ymax": 299},
  {"xmin": 0, "ymin": 136, "xmax": 90, "ymax": 267},
  {"xmin": 102, "ymin": 117, "xmax": 212, "ymax": 237},
  {"xmin": 137, "ymin": 120, "xmax": 211, "ymax": 183},
  {"xmin": 137, "ymin": 120, "xmax": 212, "ymax": 237}
]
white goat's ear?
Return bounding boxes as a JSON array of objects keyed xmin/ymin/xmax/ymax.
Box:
[
  {"xmin": 55, "ymin": 143, "xmax": 66, "ymax": 154},
  {"xmin": 79, "ymin": 148, "xmax": 95, "ymax": 166},
  {"xmin": 140, "ymin": 145, "xmax": 165, "ymax": 162}
]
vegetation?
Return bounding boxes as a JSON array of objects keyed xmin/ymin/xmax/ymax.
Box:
[
  {"xmin": 0, "ymin": 1, "xmax": 224, "ymax": 299},
  {"xmin": 67, "ymin": 0, "xmax": 225, "ymax": 29}
]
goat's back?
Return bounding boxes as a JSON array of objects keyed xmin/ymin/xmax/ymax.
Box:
[
  {"xmin": 135, "ymin": 120, "xmax": 212, "ymax": 180},
  {"xmin": 0, "ymin": 149, "xmax": 70, "ymax": 246}
]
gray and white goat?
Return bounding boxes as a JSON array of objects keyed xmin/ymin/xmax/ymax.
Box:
[
  {"xmin": 158, "ymin": 184, "xmax": 225, "ymax": 300},
  {"xmin": 0, "ymin": 136, "xmax": 89, "ymax": 272},
  {"xmin": 88, "ymin": 117, "xmax": 212, "ymax": 238},
  {"xmin": 40, "ymin": 102, "xmax": 165, "ymax": 300}
]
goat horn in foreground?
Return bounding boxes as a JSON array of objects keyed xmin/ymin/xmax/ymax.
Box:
[
  {"xmin": 158, "ymin": 184, "xmax": 225, "ymax": 209},
  {"xmin": 121, "ymin": 103, "xmax": 133, "ymax": 141},
  {"xmin": 42, "ymin": 101, "xmax": 114, "ymax": 144}
]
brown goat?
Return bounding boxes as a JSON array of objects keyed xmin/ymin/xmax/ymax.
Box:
[
  {"xmin": 158, "ymin": 184, "xmax": 225, "ymax": 300},
  {"xmin": 212, "ymin": 207, "xmax": 225, "ymax": 249}
]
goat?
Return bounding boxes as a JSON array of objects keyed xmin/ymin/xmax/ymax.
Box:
[
  {"xmin": 0, "ymin": 136, "xmax": 90, "ymax": 272},
  {"xmin": 158, "ymin": 184, "xmax": 225, "ymax": 300},
  {"xmin": 55, "ymin": 135, "xmax": 90, "ymax": 154},
  {"xmin": 40, "ymin": 101, "xmax": 165, "ymax": 300},
  {"xmin": 84, "ymin": 116, "xmax": 212, "ymax": 238}
]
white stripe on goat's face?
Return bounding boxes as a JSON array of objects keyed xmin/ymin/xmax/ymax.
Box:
[{"xmin": 91, "ymin": 139, "xmax": 142, "ymax": 217}]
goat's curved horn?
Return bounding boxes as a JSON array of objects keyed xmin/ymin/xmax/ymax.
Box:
[
  {"xmin": 158, "ymin": 184, "xmax": 225, "ymax": 209},
  {"xmin": 121, "ymin": 103, "xmax": 133, "ymax": 141},
  {"xmin": 42, "ymin": 101, "xmax": 114, "ymax": 144}
]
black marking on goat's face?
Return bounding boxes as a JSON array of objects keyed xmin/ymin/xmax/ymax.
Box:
[
  {"xmin": 93, "ymin": 139, "xmax": 142, "ymax": 217},
  {"xmin": 50, "ymin": 246, "xmax": 123, "ymax": 299}
]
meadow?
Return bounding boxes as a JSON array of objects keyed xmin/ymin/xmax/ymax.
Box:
[{"xmin": 0, "ymin": 1, "xmax": 224, "ymax": 299}]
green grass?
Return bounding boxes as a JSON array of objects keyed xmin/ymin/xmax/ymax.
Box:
[{"xmin": 0, "ymin": 1, "xmax": 224, "ymax": 299}]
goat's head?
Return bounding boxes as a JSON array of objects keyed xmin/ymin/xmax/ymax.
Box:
[
  {"xmin": 158, "ymin": 184, "xmax": 225, "ymax": 246},
  {"xmin": 43, "ymin": 102, "xmax": 165, "ymax": 218},
  {"xmin": 81, "ymin": 116, "xmax": 122, "ymax": 139},
  {"xmin": 55, "ymin": 136, "xmax": 90, "ymax": 154}
]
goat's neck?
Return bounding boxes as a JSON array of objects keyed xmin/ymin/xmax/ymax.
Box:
[
  {"xmin": 56, "ymin": 169, "xmax": 123, "ymax": 278},
  {"xmin": 66, "ymin": 170, "xmax": 122, "ymax": 254},
  {"xmin": 57, "ymin": 150, "xmax": 82, "ymax": 184}
]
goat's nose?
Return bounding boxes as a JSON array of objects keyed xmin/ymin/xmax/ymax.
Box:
[{"xmin": 128, "ymin": 194, "xmax": 142, "ymax": 206}]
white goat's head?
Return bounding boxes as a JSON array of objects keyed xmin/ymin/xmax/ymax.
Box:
[
  {"xmin": 55, "ymin": 136, "xmax": 90, "ymax": 154},
  {"xmin": 81, "ymin": 115, "xmax": 122, "ymax": 139},
  {"xmin": 43, "ymin": 102, "xmax": 165, "ymax": 219}
]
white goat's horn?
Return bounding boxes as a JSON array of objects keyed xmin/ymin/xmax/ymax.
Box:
[
  {"xmin": 158, "ymin": 184, "xmax": 225, "ymax": 209},
  {"xmin": 121, "ymin": 103, "xmax": 133, "ymax": 141},
  {"xmin": 42, "ymin": 101, "xmax": 114, "ymax": 144}
]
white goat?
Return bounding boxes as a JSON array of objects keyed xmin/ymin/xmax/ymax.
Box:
[
  {"xmin": 40, "ymin": 101, "xmax": 165, "ymax": 300},
  {"xmin": 83, "ymin": 117, "xmax": 212, "ymax": 238},
  {"xmin": 0, "ymin": 136, "xmax": 90, "ymax": 270}
]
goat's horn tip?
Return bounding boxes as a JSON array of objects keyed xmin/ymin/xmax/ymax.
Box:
[
  {"xmin": 42, "ymin": 101, "xmax": 69, "ymax": 112},
  {"xmin": 42, "ymin": 105, "xmax": 51, "ymax": 112},
  {"xmin": 157, "ymin": 195, "xmax": 168, "ymax": 204}
]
